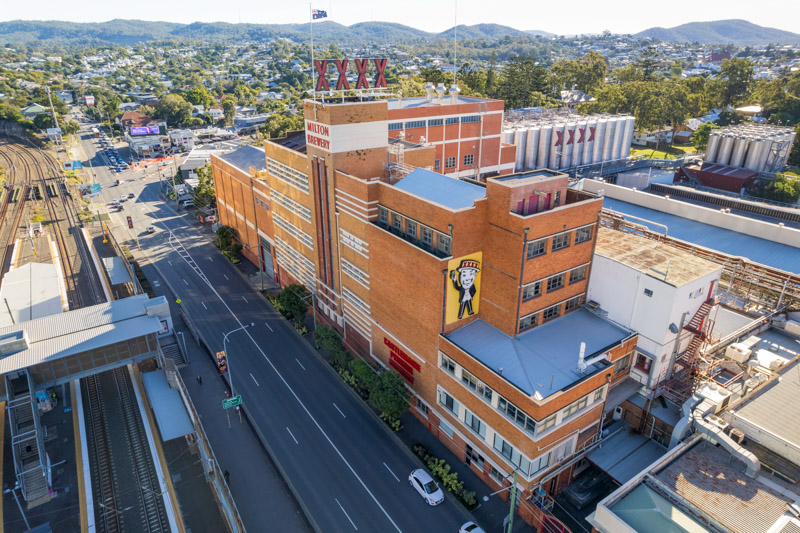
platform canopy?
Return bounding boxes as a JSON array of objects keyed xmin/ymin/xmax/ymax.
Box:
[{"xmin": 141, "ymin": 370, "xmax": 193, "ymax": 441}]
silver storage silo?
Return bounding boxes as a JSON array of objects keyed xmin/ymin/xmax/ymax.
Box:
[
  {"xmin": 582, "ymin": 120, "xmax": 597, "ymax": 166},
  {"xmin": 611, "ymin": 117, "xmax": 625, "ymax": 161},
  {"xmin": 538, "ymin": 125, "xmax": 552, "ymax": 169},
  {"xmin": 514, "ymin": 128, "xmax": 527, "ymax": 171},
  {"xmin": 753, "ymin": 137, "xmax": 772, "ymax": 172},
  {"xmin": 593, "ymin": 119, "xmax": 607, "ymax": 164},
  {"xmin": 705, "ymin": 132, "xmax": 720, "ymax": 163},
  {"xmin": 743, "ymin": 138, "xmax": 763, "ymax": 170},
  {"xmin": 620, "ymin": 116, "xmax": 635, "ymax": 159},
  {"xmin": 603, "ymin": 118, "xmax": 618, "ymax": 162},
  {"xmin": 550, "ymin": 122, "xmax": 565, "ymax": 170},
  {"xmin": 502, "ymin": 130, "xmax": 514, "ymax": 146},
  {"xmin": 524, "ymin": 127, "xmax": 539, "ymax": 170},
  {"xmin": 717, "ymin": 135, "xmax": 734, "ymax": 165},
  {"xmin": 562, "ymin": 123, "xmax": 576, "ymax": 169},
  {"xmin": 729, "ymin": 136, "xmax": 748, "ymax": 168},
  {"xmin": 572, "ymin": 121, "xmax": 584, "ymax": 167}
]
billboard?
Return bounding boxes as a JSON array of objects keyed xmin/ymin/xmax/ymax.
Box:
[
  {"xmin": 131, "ymin": 125, "xmax": 160, "ymax": 136},
  {"xmin": 445, "ymin": 252, "xmax": 482, "ymax": 325},
  {"xmin": 85, "ymin": 95, "xmax": 95, "ymax": 106}
]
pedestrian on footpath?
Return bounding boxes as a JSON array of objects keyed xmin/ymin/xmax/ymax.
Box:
[
  {"xmin": 225, "ymin": 390, "xmax": 230, "ymax": 399},
  {"xmin": 196, "ymin": 375, "xmax": 203, "ymax": 385},
  {"xmin": 224, "ymin": 470, "xmax": 230, "ymax": 484}
]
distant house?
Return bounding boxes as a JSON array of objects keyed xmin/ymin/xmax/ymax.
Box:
[
  {"xmin": 55, "ymin": 90, "xmax": 73, "ymax": 104},
  {"xmin": 632, "ymin": 127, "xmax": 674, "ymax": 147},
  {"xmin": 20, "ymin": 103, "xmax": 48, "ymax": 119},
  {"xmin": 168, "ymin": 129, "xmax": 198, "ymax": 152},
  {"xmin": 192, "ymin": 105, "xmax": 205, "ymax": 117},
  {"xmin": 560, "ymin": 89, "xmax": 596, "ymax": 108},
  {"xmin": 707, "ymin": 52, "xmax": 731, "ymax": 64},
  {"xmin": 207, "ymin": 106, "xmax": 224, "ymax": 121},
  {"xmin": 119, "ymin": 102, "xmax": 141, "ymax": 112}
]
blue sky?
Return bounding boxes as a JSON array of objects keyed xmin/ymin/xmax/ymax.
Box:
[{"xmin": 2, "ymin": 0, "xmax": 798, "ymax": 36}]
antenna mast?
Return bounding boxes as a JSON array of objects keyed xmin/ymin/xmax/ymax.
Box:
[{"xmin": 453, "ymin": 0, "xmax": 457, "ymax": 87}]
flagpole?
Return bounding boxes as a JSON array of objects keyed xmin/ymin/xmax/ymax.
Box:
[{"xmin": 310, "ymin": 3, "xmax": 315, "ymax": 99}]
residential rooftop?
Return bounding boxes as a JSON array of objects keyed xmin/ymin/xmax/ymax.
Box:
[
  {"xmin": 447, "ymin": 309, "xmax": 634, "ymax": 400},
  {"xmin": 393, "ymin": 168, "xmax": 486, "ymax": 210},
  {"xmin": 595, "ymin": 227, "xmax": 722, "ymax": 287}
]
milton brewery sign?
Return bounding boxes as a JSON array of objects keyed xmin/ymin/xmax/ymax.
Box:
[{"xmin": 314, "ymin": 58, "xmax": 388, "ymax": 92}]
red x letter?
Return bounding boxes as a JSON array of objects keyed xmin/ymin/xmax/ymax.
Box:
[
  {"xmin": 314, "ymin": 59, "xmax": 329, "ymax": 92},
  {"xmin": 555, "ymin": 131, "xmax": 563, "ymax": 147},
  {"xmin": 589, "ymin": 127, "xmax": 596, "ymax": 142},
  {"xmin": 373, "ymin": 58, "xmax": 388, "ymax": 88},
  {"xmin": 334, "ymin": 59, "xmax": 350, "ymax": 90},
  {"xmin": 354, "ymin": 59, "xmax": 369, "ymax": 89}
]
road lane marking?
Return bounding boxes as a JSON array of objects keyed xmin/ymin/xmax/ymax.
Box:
[
  {"xmin": 333, "ymin": 403, "xmax": 346, "ymax": 418},
  {"xmin": 295, "ymin": 359, "xmax": 306, "ymax": 370},
  {"xmin": 286, "ymin": 427, "xmax": 298, "ymax": 445},
  {"xmin": 182, "ymin": 278, "xmax": 188, "ymax": 285},
  {"xmin": 383, "ymin": 463, "xmax": 400, "ymax": 482},
  {"xmin": 168, "ymin": 261, "xmax": 172, "ymax": 266},
  {"xmin": 208, "ymin": 257, "xmax": 213, "ymax": 262},
  {"xmin": 201, "ymin": 302, "xmax": 207, "ymax": 310},
  {"xmin": 242, "ymin": 296, "xmax": 248, "ymax": 303},
  {"xmin": 250, "ymin": 373, "xmax": 260, "ymax": 386},
  {"xmin": 335, "ymin": 499, "xmax": 358, "ymax": 531},
  {"xmin": 223, "ymin": 274, "xmax": 229, "ymax": 280},
  {"xmin": 264, "ymin": 322, "xmax": 273, "ymax": 332}
]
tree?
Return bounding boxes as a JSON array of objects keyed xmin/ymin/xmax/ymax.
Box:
[
  {"xmin": 314, "ymin": 324, "xmax": 341, "ymax": 351},
  {"xmin": 349, "ymin": 359, "xmax": 378, "ymax": 391},
  {"xmin": 397, "ymin": 78, "xmax": 425, "ymax": 97},
  {"xmin": 222, "ymin": 97, "xmax": 236, "ymax": 127},
  {"xmin": 274, "ymin": 284, "xmax": 309, "ymax": 324},
  {"xmin": 368, "ymin": 370, "xmax": 408, "ymax": 421},
  {"xmin": 550, "ymin": 51, "xmax": 607, "ymax": 94},
  {"xmin": 184, "ymin": 86, "xmax": 213, "ymax": 109},
  {"xmin": 154, "ymin": 94, "xmax": 193, "ymax": 127},
  {"xmin": 789, "ymin": 124, "xmax": 800, "ymax": 167},
  {"xmin": 635, "ymin": 46, "xmax": 659, "ymax": 81},
  {"xmin": 485, "ymin": 51, "xmax": 497, "ymax": 97},
  {"xmin": 495, "ymin": 56, "xmax": 549, "ymax": 110},
  {"xmin": 457, "ymin": 63, "xmax": 487, "ymax": 96},
  {"xmin": 420, "ymin": 67, "xmax": 447, "ymax": 86},
  {"xmin": 192, "ymin": 164, "xmax": 216, "ymax": 209},
  {"xmin": 692, "ymin": 122, "xmax": 720, "ymax": 151},
  {"xmin": 33, "ymin": 113, "xmax": 55, "ymax": 130},
  {"xmin": 258, "ymin": 112, "xmax": 303, "ymax": 139},
  {"xmin": 718, "ymin": 58, "xmax": 754, "ymax": 105},
  {"xmin": 751, "ymin": 173, "xmax": 800, "ymax": 204}
]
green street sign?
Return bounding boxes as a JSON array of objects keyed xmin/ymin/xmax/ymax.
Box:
[{"xmin": 222, "ymin": 395, "xmax": 242, "ymax": 409}]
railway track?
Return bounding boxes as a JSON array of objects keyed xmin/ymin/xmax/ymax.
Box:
[
  {"xmin": 82, "ymin": 368, "xmax": 171, "ymax": 533},
  {"xmin": 0, "ymin": 142, "xmax": 31, "ymax": 275}
]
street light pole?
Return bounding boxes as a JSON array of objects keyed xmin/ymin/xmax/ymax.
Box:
[{"xmin": 222, "ymin": 322, "xmax": 255, "ymax": 399}]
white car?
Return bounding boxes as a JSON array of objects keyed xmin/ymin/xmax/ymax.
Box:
[
  {"xmin": 459, "ymin": 522, "xmax": 486, "ymax": 533},
  {"xmin": 409, "ymin": 469, "xmax": 444, "ymax": 506}
]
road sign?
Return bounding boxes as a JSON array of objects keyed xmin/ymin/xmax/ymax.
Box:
[{"xmin": 222, "ymin": 395, "xmax": 242, "ymax": 409}]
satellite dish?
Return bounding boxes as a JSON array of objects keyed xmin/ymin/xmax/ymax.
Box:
[{"xmin": 669, "ymin": 323, "xmax": 679, "ymax": 334}]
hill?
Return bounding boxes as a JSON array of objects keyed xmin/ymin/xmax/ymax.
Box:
[
  {"xmin": 0, "ymin": 19, "xmax": 554, "ymax": 48},
  {"xmin": 636, "ymin": 19, "xmax": 800, "ymax": 45}
]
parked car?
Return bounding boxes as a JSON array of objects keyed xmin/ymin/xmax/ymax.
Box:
[
  {"xmin": 459, "ymin": 523, "xmax": 486, "ymax": 533},
  {"xmin": 147, "ymin": 226, "xmax": 155, "ymax": 234},
  {"xmin": 126, "ymin": 216, "xmax": 133, "ymax": 228},
  {"xmin": 409, "ymin": 469, "xmax": 444, "ymax": 506},
  {"xmin": 128, "ymin": 193, "xmax": 134, "ymax": 199}
]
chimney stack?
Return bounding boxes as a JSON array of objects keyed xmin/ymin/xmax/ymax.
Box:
[
  {"xmin": 425, "ymin": 82, "xmax": 434, "ymax": 102},
  {"xmin": 449, "ymin": 84, "xmax": 460, "ymax": 104},
  {"xmin": 436, "ymin": 83, "xmax": 446, "ymax": 102},
  {"xmin": 577, "ymin": 342, "xmax": 587, "ymax": 373}
]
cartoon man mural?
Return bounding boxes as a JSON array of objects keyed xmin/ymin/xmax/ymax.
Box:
[{"xmin": 449, "ymin": 259, "xmax": 480, "ymax": 320}]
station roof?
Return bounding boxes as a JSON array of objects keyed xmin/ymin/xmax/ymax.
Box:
[
  {"xmin": 595, "ymin": 227, "xmax": 722, "ymax": 287},
  {"xmin": 218, "ymin": 145, "xmax": 266, "ymax": 173},
  {"xmin": 394, "ymin": 168, "xmax": 486, "ymax": 210},
  {"xmin": 447, "ymin": 309, "xmax": 633, "ymax": 400},
  {"xmin": 141, "ymin": 370, "xmax": 193, "ymax": 441},
  {"xmin": 602, "ymin": 199, "xmax": 800, "ymax": 273},
  {"xmin": 0, "ymin": 263, "xmax": 64, "ymax": 327},
  {"xmin": 102, "ymin": 256, "xmax": 132, "ymax": 285},
  {"xmin": 0, "ymin": 295, "xmax": 165, "ymax": 374}
]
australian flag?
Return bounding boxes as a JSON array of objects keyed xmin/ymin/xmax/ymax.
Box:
[{"xmin": 312, "ymin": 9, "xmax": 327, "ymax": 20}]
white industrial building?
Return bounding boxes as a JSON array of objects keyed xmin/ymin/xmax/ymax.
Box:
[
  {"xmin": 587, "ymin": 228, "xmax": 722, "ymax": 390},
  {"xmin": 706, "ymin": 124, "xmax": 796, "ymax": 173},
  {"xmin": 503, "ymin": 111, "xmax": 635, "ymax": 172}
]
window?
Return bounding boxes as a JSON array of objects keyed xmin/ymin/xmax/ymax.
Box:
[
  {"xmin": 498, "ymin": 396, "xmax": 537, "ymax": 435},
  {"xmin": 538, "ymin": 414, "xmax": 556, "ymax": 434},
  {"xmin": 593, "ymin": 388, "xmax": 605, "ymax": 403},
  {"xmin": 634, "ymin": 354, "xmax": 652, "ymax": 374},
  {"xmin": 462, "ymin": 369, "xmax": 493, "ymax": 402},
  {"xmin": 527, "ymin": 239, "xmax": 547, "ymax": 259},
  {"xmin": 613, "ymin": 354, "xmax": 631, "ymax": 375},
  {"xmin": 490, "ymin": 466, "xmax": 505, "ymax": 484},
  {"xmin": 464, "ymin": 154, "xmax": 474, "ymax": 166},
  {"xmin": 461, "ymin": 115, "xmax": 481, "ymax": 123},
  {"xmin": 569, "ymin": 266, "xmax": 587, "ymax": 284},
  {"xmin": 388, "ymin": 122, "xmax": 403, "ymax": 131},
  {"xmin": 445, "ymin": 156, "xmax": 456, "ymax": 169},
  {"xmin": 378, "ymin": 206, "xmax": 388, "ymax": 225},
  {"xmin": 439, "ymin": 420, "xmax": 454, "ymax": 438},
  {"xmin": 428, "ymin": 118, "xmax": 443, "ymax": 127},
  {"xmin": 565, "ymin": 296, "xmax": 582, "ymax": 312},
  {"xmin": 530, "ymin": 453, "xmax": 550, "ymax": 475},
  {"xmin": 421, "ymin": 226, "xmax": 433, "ymax": 246},
  {"xmin": 415, "ymin": 399, "xmax": 429, "ymax": 417},
  {"xmin": 465, "ymin": 411, "xmax": 486, "ymax": 438},
  {"xmin": 466, "ymin": 445, "xmax": 485, "ymax": 469},
  {"xmin": 562, "ymin": 396, "xmax": 589, "ymax": 420},
  {"xmin": 553, "ymin": 191, "xmax": 561, "ymax": 207},
  {"xmin": 522, "ymin": 282, "xmax": 541, "ymax": 301},
  {"xmin": 552, "ymin": 232, "xmax": 570, "ymax": 251},
  {"xmin": 446, "ymin": 117, "xmax": 459, "ymax": 125},
  {"xmin": 434, "ymin": 159, "xmax": 441, "ymax": 170},
  {"xmin": 644, "ymin": 288, "xmax": 653, "ymax": 297},
  {"xmin": 493, "ymin": 434, "xmax": 514, "ymax": 461},
  {"xmin": 405, "ymin": 120, "xmax": 425, "ymax": 129},
  {"xmin": 546, "ymin": 275, "xmax": 564, "ymax": 293},
  {"xmin": 391, "ymin": 213, "xmax": 402, "ymax": 232},
  {"xmin": 575, "ymin": 225, "xmax": 592, "ymax": 244},
  {"xmin": 440, "ymin": 353, "xmax": 456, "ymax": 374},
  {"xmin": 437, "ymin": 234, "xmax": 451, "ymax": 255},
  {"xmin": 542, "ymin": 304, "xmax": 560, "ymax": 322},
  {"xmin": 438, "ymin": 389, "xmax": 459, "ymax": 416},
  {"xmin": 519, "ymin": 313, "xmax": 537, "ymax": 332},
  {"xmin": 405, "ymin": 219, "xmax": 417, "ymax": 240}
]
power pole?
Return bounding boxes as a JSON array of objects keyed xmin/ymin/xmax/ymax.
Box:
[
  {"xmin": 506, "ymin": 470, "xmax": 518, "ymax": 533},
  {"xmin": 45, "ymin": 86, "xmax": 59, "ymax": 130}
]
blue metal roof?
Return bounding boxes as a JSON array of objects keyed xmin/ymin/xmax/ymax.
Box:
[
  {"xmin": 603, "ymin": 199, "xmax": 800, "ymax": 274},
  {"xmin": 394, "ymin": 168, "xmax": 485, "ymax": 210},
  {"xmin": 141, "ymin": 371, "xmax": 194, "ymax": 441},
  {"xmin": 588, "ymin": 423, "xmax": 667, "ymax": 484},
  {"xmin": 219, "ymin": 145, "xmax": 266, "ymax": 172},
  {"xmin": 447, "ymin": 310, "xmax": 632, "ymax": 400}
]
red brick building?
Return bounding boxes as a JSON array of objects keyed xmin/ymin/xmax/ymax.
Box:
[{"xmin": 211, "ymin": 95, "xmax": 637, "ymax": 525}]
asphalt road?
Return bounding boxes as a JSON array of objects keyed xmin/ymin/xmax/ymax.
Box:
[{"xmin": 74, "ymin": 122, "xmax": 473, "ymax": 532}]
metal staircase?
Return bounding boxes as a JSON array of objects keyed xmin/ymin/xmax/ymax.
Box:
[{"xmin": 4, "ymin": 370, "xmax": 51, "ymax": 507}]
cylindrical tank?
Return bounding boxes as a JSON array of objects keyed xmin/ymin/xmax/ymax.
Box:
[
  {"xmin": 550, "ymin": 123, "xmax": 565, "ymax": 170},
  {"xmin": 611, "ymin": 117, "xmax": 625, "ymax": 161},
  {"xmin": 562, "ymin": 123, "xmax": 576, "ymax": 169},
  {"xmin": 743, "ymin": 138, "xmax": 763, "ymax": 170},
  {"xmin": 572, "ymin": 122, "xmax": 584, "ymax": 167},
  {"xmin": 717, "ymin": 135, "xmax": 735, "ymax": 165},
  {"xmin": 706, "ymin": 132, "xmax": 720, "ymax": 163},
  {"xmin": 582, "ymin": 120, "xmax": 597, "ymax": 166},
  {"xmin": 729, "ymin": 136, "xmax": 748, "ymax": 167},
  {"xmin": 620, "ymin": 116, "xmax": 635, "ymax": 159},
  {"xmin": 524, "ymin": 127, "xmax": 539, "ymax": 170},
  {"xmin": 603, "ymin": 118, "xmax": 618, "ymax": 162},
  {"xmin": 783, "ymin": 132, "xmax": 797, "ymax": 168},
  {"xmin": 538, "ymin": 125, "xmax": 552, "ymax": 169},
  {"xmin": 502, "ymin": 130, "xmax": 514, "ymax": 145},
  {"xmin": 514, "ymin": 129, "xmax": 527, "ymax": 171},
  {"xmin": 753, "ymin": 138, "xmax": 772, "ymax": 171},
  {"xmin": 593, "ymin": 119, "xmax": 607, "ymax": 163}
]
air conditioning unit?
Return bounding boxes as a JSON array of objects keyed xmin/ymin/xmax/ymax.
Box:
[
  {"xmin": 613, "ymin": 406, "xmax": 623, "ymax": 421},
  {"xmin": 725, "ymin": 343, "xmax": 751, "ymax": 363},
  {"xmin": 729, "ymin": 428, "xmax": 745, "ymax": 445},
  {"xmin": 785, "ymin": 320, "xmax": 800, "ymax": 337}
]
